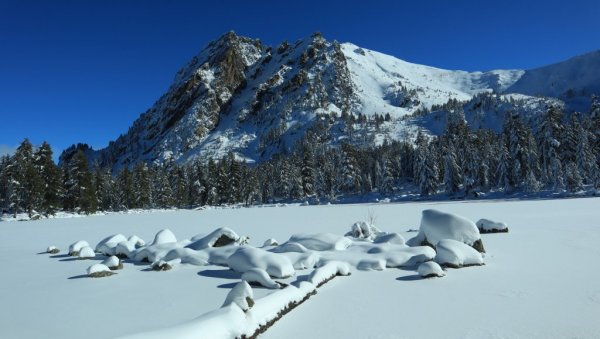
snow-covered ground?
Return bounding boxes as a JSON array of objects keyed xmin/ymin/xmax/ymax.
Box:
[{"xmin": 1, "ymin": 198, "xmax": 599, "ymax": 338}]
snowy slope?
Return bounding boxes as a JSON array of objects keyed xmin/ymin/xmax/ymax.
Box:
[
  {"xmin": 507, "ymin": 49, "xmax": 600, "ymax": 98},
  {"xmin": 1, "ymin": 198, "xmax": 600, "ymax": 338},
  {"xmin": 341, "ymin": 42, "xmax": 524, "ymax": 117}
]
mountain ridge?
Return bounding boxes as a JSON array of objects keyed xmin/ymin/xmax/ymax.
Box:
[{"xmin": 60, "ymin": 31, "xmax": 600, "ymax": 169}]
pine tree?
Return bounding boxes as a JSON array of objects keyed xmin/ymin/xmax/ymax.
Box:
[
  {"xmin": 443, "ymin": 140, "xmax": 461, "ymax": 196},
  {"xmin": 64, "ymin": 150, "xmax": 97, "ymax": 214},
  {"xmin": 496, "ymin": 142, "xmax": 512, "ymax": 193},
  {"xmin": 34, "ymin": 142, "xmax": 62, "ymax": 215},
  {"xmin": 11, "ymin": 139, "xmax": 43, "ymax": 216}
]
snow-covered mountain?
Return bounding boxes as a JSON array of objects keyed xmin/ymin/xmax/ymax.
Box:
[{"xmin": 64, "ymin": 32, "xmax": 599, "ymax": 169}]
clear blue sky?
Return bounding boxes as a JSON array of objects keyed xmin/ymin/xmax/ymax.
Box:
[{"xmin": 1, "ymin": 0, "xmax": 599, "ymax": 158}]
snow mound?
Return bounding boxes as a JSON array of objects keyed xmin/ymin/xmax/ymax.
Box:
[
  {"xmin": 280, "ymin": 252, "xmax": 320, "ymax": 270},
  {"xmin": 241, "ymin": 268, "xmax": 281, "ymax": 289},
  {"xmin": 95, "ymin": 234, "xmax": 128, "ymax": 255},
  {"xmin": 187, "ymin": 227, "xmax": 240, "ymax": 250},
  {"xmin": 271, "ymin": 242, "xmax": 309, "ymax": 253},
  {"xmin": 417, "ymin": 261, "xmax": 445, "ymax": 278},
  {"xmin": 373, "ymin": 232, "xmax": 405, "ymax": 245},
  {"xmin": 227, "ymin": 247, "xmax": 295, "ymax": 278},
  {"xmin": 102, "ymin": 256, "xmax": 122, "ymax": 270},
  {"xmin": 87, "ymin": 264, "xmax": 114, "ymax": 278},
  {"xmin": 78, "ymin": 246, "xmax": 95, "ymax": 259},
  {"xmin": 287, "ymin": 233, "xmax": 352, "ymax": 251},
  {"xmin": 357, "ymin": 258, "xmax": 387, "ymax": 271},
  {"xmin": 434, "ymin": 239, "xmax": 484, "ymax": 268},
  {"xmin": 46, "ymin": 246, "xmax": 59, "ymax": 254},
  {"xmin": 476, "ymin": 218, "xmax": 509, "ymax": 233},
  {"xmin": 408, "ymin": 209, "xmax": 485, "ymax": 252},
  {"xmin": 151, "ymin": 229, "xmax": 177, "ymax": 246},
  {"xmin": 222, "ymin": 281, "xmax": 254, "ymax": 312},
  {"xmin": 68, "ymin": 240, "xmax": 90, "ymax": 256},
  {"xmin": 308, "ymin": 261, "xmax": 351, "ymax": 286},
  {"xmin": 163, "ymin": 248, "xmax": 209, "ymax": 266}
]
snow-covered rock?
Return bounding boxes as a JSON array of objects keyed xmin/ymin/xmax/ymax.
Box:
[
  {"xmin": 152, "ymin": 258, "xmax": 181, "ymax": 271},
  {"xmin": 241, "ymin": 268, "xmax": 281, "ymax": 289},
  {"xmin": 417, "ymin": 261, "xmax": 445, "ymax": 278},
  {"xmin": 115, "ymin": 240, "xmax": 137, "ymax": 258},
  {"xmin": 222, "ymin": 281, "xmax": 254, "ymax": 312},
  {"xmin": 151, "ymin": 229, "xmax": 177, "ymax": 246},
  {"xmin": 46, "ymin": 246, "xmax": 59, "ymax": 254},
  {"xmin": 78, "ymin": 246, "xmax": 95, "ymax": 259},
  {"xmin": 95, "ymin": 234, "xmax": 128, "ymax": 256},
  {"xmin": 346, "ymin": 221, "xmax": 383, "ymax": 241},
  {"xmin": 476, "ymin": 218, "xmax": 509, "ymax": 233},
  {"xmin": 102, "ymin": 256, "xmax": 122, "ymax": 270},
  {"xmin": 408, "ymin": 209, "xmax": 485, "ymax": 253},
  {"xmin": 227, "ymin": 247, "xmax": 295, "ymax": 278},
  {"xmin": 434, "ymin": 239, "xmax": 484, "ymax": 268},
  {"xmin": 68, "ymin": 240, "xmax": 90, "ymax": 256},
  {"xmin": 187, "ymin": 227, "xmax": 240, "ymax": 250},
  {"xmin": 128, "ymin": 235, "xmax": 146, "ymax": 247},
  {"xmin": 87, "ymin": 264, "xmax": 114, "ymax": 278},
  {"xmin": 262, "ymin": 238, "xmax": 279, "ymax": 247},
  {"xmin": 287, "ymin": 233, "xmax": 352, "ymax": 251}
]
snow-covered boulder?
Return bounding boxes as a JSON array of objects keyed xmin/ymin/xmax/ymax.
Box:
[
  {"xmin": 187, "ymin": 227, "xmax": 240, "ymax": 250},
  {"xmin": 102, "ymin": 256, "xmax": 123, "ymax": 270},
  {"xmin": 115, "ymin": 241, "xmax": 137, "ymax": 258},
  {"xmin": 151, "ymin": 258, "xmax": 181, "ymax": 271},
  {"xmin": 476, "ymin": 218, "xmax": 509, "ymax": 233},
  {"xmin": 262, "ymin": 238, "xmax": 279, "ymax": 247},
  {"xmin": 227, "ymin": 247, "xmax": 295, "ymax": 278},
  {"xmin": 241, "ymin": 268, "xmax": 281, "ymax": 289},
  {"xmin": 346, "ymin": 221, "xmax": 383, "ymax": 241},
  {"xmin": 222, "ymin": 281, "xmax": 254, "ymax": 312},
  {"xmin": 128, "ymin": 235, "xmax": 146, "ymax": 247},
  {"xmin": 417, "ymin": 261, "xmax": 445, "ymax": 278},
  {"xmin": 151, "ymin": 229, "xmax": 177, "ymax": 246},
  {"xmin": 308, "ymin": 261, "xmax": 351, "ymax": 286},
  {"xmin": 434, "ymin": 239, "xmax": 484, "ymax": 268},
  {"xmin": 87, "ymin": 264, "xmax": 115, "ymax": 278},
  {"xmin": 408, "ymin": 209, "xmax": 485, "ymax": 253},
  {"xmin": 46, "ymin": 246, "xmax": 59, "ymax": 254},
  {"xmin": 68, "ymin": 240, "xmax": 90, "ymax": 256},
  {"xmin": 95, "ymin": 234, "xmax": 128, "ymax": 256},
  {"xmin": 287, "ymin": 233, "xmax": 352, "ymax": 251},
  {"xmin": 78, "ymin": 246, "xmax": 95, "ymax": 259}
]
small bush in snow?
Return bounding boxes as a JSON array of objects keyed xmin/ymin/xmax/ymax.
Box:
[{"xmin": 68, "ymin": 240, "xmax": 90, "ymax": 256}]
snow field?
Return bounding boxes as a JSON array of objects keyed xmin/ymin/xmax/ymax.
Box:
[{"xmin": 1, "ymin": 198, "xmax": 599, "ymax": 339}]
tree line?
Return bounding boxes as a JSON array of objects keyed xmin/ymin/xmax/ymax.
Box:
[{"xmin": 1, "ymin": 101, "xmax": 600, "ymax": 217}]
